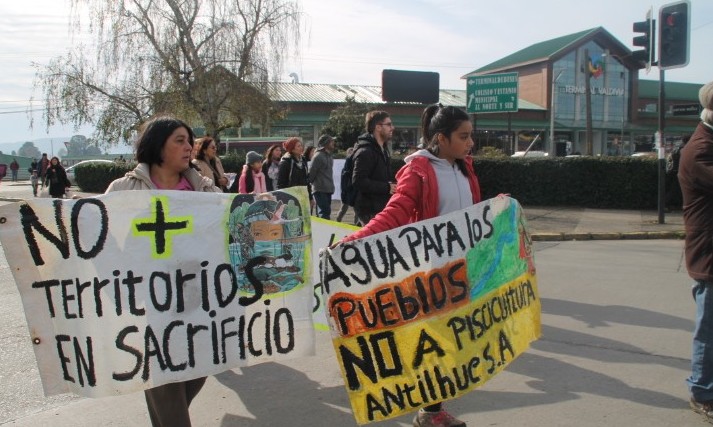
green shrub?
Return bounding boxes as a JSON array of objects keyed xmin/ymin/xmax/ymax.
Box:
[
  {"xmin": 474, "ymin": 157, "xmax": 659, "ymax": 208},
  {"xmin": 389, "ymin": 156, "xmax": 660, "ymax": 209},
  {"xmin": 77, "ymin": 155, "xmax": 662, "ymax": 209},
  {"xmin": 75, "ymin": 162, "xmax": 134, "ymax": 193},
  {"xmin": 220, "ymin": 151, "xmax": 247, "ymax": 174}
]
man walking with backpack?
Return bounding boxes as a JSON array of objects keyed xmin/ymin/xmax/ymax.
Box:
[{"xmin": 350, "ymin": 110, "xmax": 396, "ymax": 226}]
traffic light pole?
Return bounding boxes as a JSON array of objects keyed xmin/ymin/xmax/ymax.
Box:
[{"xmin": 658, "ymin": 69, "xmax": 666, "ymax": 224}]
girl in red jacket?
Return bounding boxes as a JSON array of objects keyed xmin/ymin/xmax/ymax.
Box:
[{"xmin": 342, "ymin": 104, "xmax": 480, "ymax": 427}]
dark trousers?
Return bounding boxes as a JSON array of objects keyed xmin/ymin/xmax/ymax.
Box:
[
  {"xmin": 313, "ymin": 192, "xmax": 333, "ymax": 220},
  {"xmin": 144, "ymin": 377, "xmax": 207, "ymax": 427}
]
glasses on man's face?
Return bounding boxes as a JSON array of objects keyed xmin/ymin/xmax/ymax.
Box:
[{"xmin": 379, "ymin": 122, "xmax": 394, "ymax": 128}]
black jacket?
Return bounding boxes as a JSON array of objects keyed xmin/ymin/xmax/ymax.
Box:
[
  {"xmin": 277, "ymin": 153, "xmax": 312, "ymax": 197},
  {"xmin": 352, "ymin": 133, "xmax": 392, "ymax": 215}
]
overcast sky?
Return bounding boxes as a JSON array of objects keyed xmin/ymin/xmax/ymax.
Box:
[{"xmin": 1, "ymin": 0, "xmax": 711, "ymax": 144}]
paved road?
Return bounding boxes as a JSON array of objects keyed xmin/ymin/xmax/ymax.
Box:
[{"xmin": 0, "ymin": 233, "xmax": 703, "ymax": 426}]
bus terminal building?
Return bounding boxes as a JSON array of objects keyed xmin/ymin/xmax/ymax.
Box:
[{"xmin": 236, "ymin": 27, "xmax": 702, "ymax": 156}]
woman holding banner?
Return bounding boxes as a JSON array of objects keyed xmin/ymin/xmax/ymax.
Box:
[
  {"xmin": 342, "ymin": 104, "xmax": 481, "ymax": 427},
  {"xmin": 106, "ymin": 116, "xmax": 222, "ymax": 426}
]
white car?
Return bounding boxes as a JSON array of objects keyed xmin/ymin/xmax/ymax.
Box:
[
  {"xmin": 511, "ymin": 151, "xmax": 548, "ymax": 158},
  {"xmin": 66, "ymin": 159, "xmax": 114, "ymax": 186}
]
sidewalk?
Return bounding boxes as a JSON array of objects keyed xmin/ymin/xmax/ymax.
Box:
[{"xmin": 0, "ymin": 180, "xmax": 685, "ymax": 241}]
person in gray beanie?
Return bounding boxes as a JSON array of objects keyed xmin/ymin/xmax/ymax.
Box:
[
  {"xmin": 236, "ymin": 151, "xmax": 266, "ymax": 194},
  {"xmin": 679, "ymin": 79, "xmax": 713, "ymax": 423},
  {"xmin": 308, "ymin": 135, "xmax": 336, "ymax": 219}
]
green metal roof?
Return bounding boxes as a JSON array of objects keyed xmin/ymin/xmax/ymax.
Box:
[
  {"xmin": 638, "ymin": 80, "xmax": 703, "ymax": 101},
  {"xmin": 267, "ymin": 83, "xmax": 545, "ymax": 110},
  {"xmin": 464, "ymin": 28, "xmax": 601, "ymax": 76}
]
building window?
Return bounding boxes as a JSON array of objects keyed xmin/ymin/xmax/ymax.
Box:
[{"xmin": 270, "ymin": 126, "xmax": 315, "ymax": 146}]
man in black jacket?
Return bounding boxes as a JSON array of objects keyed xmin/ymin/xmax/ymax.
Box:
[{"xmin": 352, "ymin": 110, "xmax": 396, "ymax": 226}]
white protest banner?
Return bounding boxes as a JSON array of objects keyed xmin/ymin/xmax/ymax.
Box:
[
  {"xmin": 320, "ymin": 196, "xmax": 540, "ymax": 424},
  {"xmin": 310, "ymin": 217, "xmax": 359, "ymax": 330},
  {"xmin": 0, "ymin": 187, "xmax": 315, "ymax": 398}
]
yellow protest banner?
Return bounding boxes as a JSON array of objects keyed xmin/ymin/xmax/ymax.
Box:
[{"xmin": 320, "ymin": 196, "xmax": 540, "ymax": 424}]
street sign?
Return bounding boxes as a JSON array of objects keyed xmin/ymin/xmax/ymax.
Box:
[
  {"xmin": 672, "ymin": 103, "xmax": 700, "ymax": 116},
  {"xmin": 466, "ymin": 72, "xmax": 519, "ymax": 114}
]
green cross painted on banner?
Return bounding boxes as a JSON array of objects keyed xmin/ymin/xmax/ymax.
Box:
[{"xmin": 132, "ymin": 196, "xmax": 193, "ymax": 258}]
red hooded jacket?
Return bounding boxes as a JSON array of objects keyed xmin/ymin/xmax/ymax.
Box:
[{"xmin": 343, "ymin": 155, "xmax": 481, "ymax": 242}]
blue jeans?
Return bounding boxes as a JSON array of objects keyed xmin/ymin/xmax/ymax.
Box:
[
  {"xmin": 313, "ymin": 192, "xmax": 332, "ymax": 220},
  {"xmin": 688, "ymin": 279, "xmax": 713, "ymax": 401}
]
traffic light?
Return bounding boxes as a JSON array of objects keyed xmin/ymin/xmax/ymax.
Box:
[
  {"xmin": 632, "ymin": 18, "xmax": 655, "ymax": 69},
  {"xmin": 659, "ymin": 0, "xmax": 690, "ymax": 70}
]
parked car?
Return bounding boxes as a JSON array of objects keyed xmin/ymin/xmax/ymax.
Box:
[
  {"xmin": 66, "ymin": 159, "xmax": 114, "ymax": 186},
  {"xmin": 511, "ymin": 151, "xmax": 548, "ymax": 158},
  {"xmin": 631, "ymin": 152, "xmax": 657, "ymax": 158}
]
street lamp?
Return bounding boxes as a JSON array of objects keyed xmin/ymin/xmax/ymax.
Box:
[{"xmin": 549, "ymin": 69, "xmax": 564, "ymax": 157}]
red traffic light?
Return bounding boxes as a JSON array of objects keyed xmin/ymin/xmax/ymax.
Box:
[
  {"xmin": 664, "ymin": 12, "xmax": 679, "ymax": 27},
  {"xmin": 658, "ymin": 0, "xmax": 690, "ymax": 70}
]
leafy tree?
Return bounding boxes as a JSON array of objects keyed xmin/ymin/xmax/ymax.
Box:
[
  {"xmin": 64, "ymin": 134, "xmax": 101, "ymax": 156},
  {"xmin": 18, "ymin": 141, "xmax": 41, "ymax": 159},
  {"xmin": 321, "ymin": 96, "xmax": 375, "ymax": 152},
  {"xmin": 33, "ymin": 0, "xmax": 301, "ymax": 145}
]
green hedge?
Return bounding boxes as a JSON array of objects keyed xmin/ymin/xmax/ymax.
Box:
[
  {"xmin": 78, "ymin": 156, "xmax": 664, "ymax": 209},
  {"xmin": 74, "ymin": 155, "xmax": 247, "ymax": 193},
  {"xmin": 388, "ymin": 156, "xmax": 662, "ymax": 209},
  {"xmin": 74, "ymin": 162, "xmax": 134, "ymax": 193}
]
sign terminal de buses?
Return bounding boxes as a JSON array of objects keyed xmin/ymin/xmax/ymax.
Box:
[{"xmin": 466, "ymin": 72, "xmax": 519, "ymax": 114}]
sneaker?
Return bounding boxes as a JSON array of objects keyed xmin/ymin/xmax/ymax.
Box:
[{"xmin": 412, "ymin": 409, "xmax": 466, "ymax": 427}]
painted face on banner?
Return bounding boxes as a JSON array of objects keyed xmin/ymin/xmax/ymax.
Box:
[{"xmin": 251, "ymin": 220, "xmax": 284, "ymax": 241}]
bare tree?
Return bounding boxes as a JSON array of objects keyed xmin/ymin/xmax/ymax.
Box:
[{"xmin": 33, "ymin": 0, "xmax": 301, "ymax": 145}]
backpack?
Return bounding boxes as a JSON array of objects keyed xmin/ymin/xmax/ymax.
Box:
[
  {"xmin": 666, "ymin": 145, "xmax": 681, "ymax": 174},
  {"xmin": 340, "ymin": 151, "xmax": 358, "ymax": 206}
]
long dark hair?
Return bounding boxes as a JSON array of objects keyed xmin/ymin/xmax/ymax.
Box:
[
  {"xmin": 420, "ymin": 104, "xmax": 471, "ymax": 176},
  {"xmin": 244, "ymin": 164, "xmax": 255, "ymax": 193},
  {"xmin": 194, "ymin": 137, "xmax": 214, "ymax": 161},
  {"xmin": 264, "ymin": 144, "xmax": 282, "ymax": 164},
  {"xmin": 135, "ymin": 116, "xmax": 194, "ymax": 166}
]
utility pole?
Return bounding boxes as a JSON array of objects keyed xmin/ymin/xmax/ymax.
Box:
[
  {"xmin": 549, "ymin": 69, "xmax": 564, "ymax": 156},
  {"xmin": 658, "ymin": 69, "xmax": 666, "ymax": 224},
  {"xmin": 583, "ymin": 48, "xmax": 593, "ymax": 156}
]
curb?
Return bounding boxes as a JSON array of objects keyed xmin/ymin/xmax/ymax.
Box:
[{"xmin": 531, "ymin": 231, "xmax": 685, "ymax": 241}]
